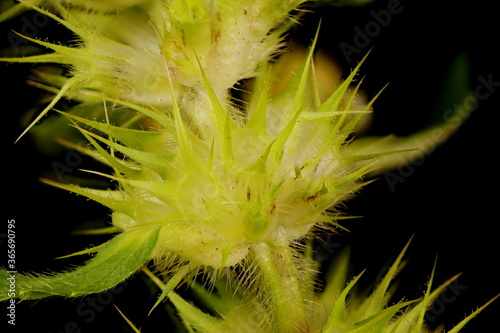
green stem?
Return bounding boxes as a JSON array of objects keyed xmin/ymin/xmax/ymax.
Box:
[{"xmin": 251, "ymin": 242, "xmax": 309, "ymax": 333}]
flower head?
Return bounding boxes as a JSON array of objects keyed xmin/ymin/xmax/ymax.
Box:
[{"xmin": 43, "ymin": 33, "xmax": 376, "ymax": 271}]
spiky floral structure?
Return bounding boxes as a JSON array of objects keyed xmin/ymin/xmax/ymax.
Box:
[{"xmin": 1, "ymin": 1, "xmax": 497, "ymax": 332}]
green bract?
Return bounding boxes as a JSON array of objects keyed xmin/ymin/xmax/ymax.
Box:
[{"xmin": 1, "ymin": 0, "xmax": 497, "ymax": 332}]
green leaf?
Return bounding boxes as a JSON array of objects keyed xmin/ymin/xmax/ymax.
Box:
[
  {"xmin": 323, "ymin": 270, "xmax": 365, "ymax": 331},
  {"xmin": 0, "ymin": 227, "xmax": 159, "ymax": 300},
  {"xmin": 0, "ymin": 2, "xmax": 27, "ymax": 23},
  {"xmin": 351, "ymin": 299, "xmax": 417, "ymax": 333},
  {"xmin": 149, "ymin": 264, "xmax": 193, "ymax": 314},
  {"xmin": 168, "ymin": 291, "xmax": 222, "ymax": 332},
  {"xmin": 14, "ymin": 76, "xmax": 85, "ymax": 143},
  {"xmin": 40, "ymin": 178, "xmax": 138, "ymax": 219},
  {"xmin": 143, "ymin": 267, "xmax": 221, "ymax": 332},
  {"xmin": 60, "ymin": 112, "xmax": 172, "ymax": 154},
  {"xmin": 115, "ymin": 305, "xmax": 142, "ymax": 333},
  {"xmin": 447, "ymin": 294, "xmax": 500, "ymax": 333},
  {"xmin": 384, "ymin": 273, "xmax": 460, "ymax": 333},
  {"xmin": 355, "ymin": 236, "xmax": 413, "ymax": 319}
]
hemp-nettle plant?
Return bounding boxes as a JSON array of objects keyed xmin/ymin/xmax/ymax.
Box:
[{"xmin": 1, "ymin": 0, "xmax": 498, "ymax": 332}]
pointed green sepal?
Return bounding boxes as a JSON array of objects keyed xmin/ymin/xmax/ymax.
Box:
[{"xmin": 0, "ymin": 227, "xmax": 160, "ymax": 300}]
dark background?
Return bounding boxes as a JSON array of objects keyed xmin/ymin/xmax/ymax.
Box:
[{"xmin": 2, "ymin": 1, "xmax": 499, "ymax": 332}]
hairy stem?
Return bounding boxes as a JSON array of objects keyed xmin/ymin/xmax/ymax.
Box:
[{"xmin": 251, "ymin": 241, "xmax": 309, "ymax": 333}]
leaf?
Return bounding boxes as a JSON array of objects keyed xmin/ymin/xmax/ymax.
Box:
[
  {"xmin": 115, "ymin": 305, "xmax": 142, "ymax": 333},
  {"xmin": 75, "ymin": 126, "xmax": 175, "ymax": 179},
  {"xmin": 0, "ymin": 227, "xmax": 160, "ymax": 300},
  {"xmin": 355, "ymin": 236, "xmax": 414, "ymax": 319},
  {"xmin": 142, "ymin": 267, "xmax": 221, "ymax": 332},
  {"xmin": 55, "ymin": 243, "xmax": 105, "ymax": 259},
  {"xmin": 351, "ymin": 299, "xmax": 417, "ymax": 333},
  {"xmin": 14, "ymin": 76, "xmax": 85, "ymax": 143},
  {"xmin": 40, "ymin": 178, "xmax": 137, "ymax": 219},
  {"xmin": 168, "ymin": 291, "xmax": 222, "ymax": 332},
  {"xmin": 447, "ymin": 294, "xmax": 500, "ymax": 333},
  {"xmin": 322, "ymin": 270, "xmax": 365, "ymax": 331},
  {"xmin": 60, "ymin": 111, "xmax": 172, "ymax": 153},
  {"xmin": 0, "ymin": 2, "xmax": 27, "ymax": 23},
  {"xmin": 149, "ymin": 264, "xmax": 192, "ymax": 315}
]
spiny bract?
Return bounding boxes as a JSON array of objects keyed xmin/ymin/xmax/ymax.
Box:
[{"xmin": 4, "ymin": 0, "xmax": 381, "ymax": 271}]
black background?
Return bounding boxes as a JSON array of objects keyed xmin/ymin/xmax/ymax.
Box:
[{"xmin": 2, "ymin": 1, "xmax": 499, "ymax": 332}]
